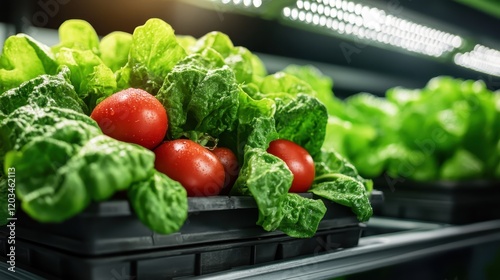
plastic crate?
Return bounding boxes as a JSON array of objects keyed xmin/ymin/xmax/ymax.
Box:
[
  {"xmin": 0, "ymin": 192, "xmax": 381, "ymax": 256},
  {"xmin": 0, "ymin": 225, "xmax": 363, "ymax": 280},
  {"xmin": 374, "ymin": 178, "xmax": 500, "ymax": 224}
]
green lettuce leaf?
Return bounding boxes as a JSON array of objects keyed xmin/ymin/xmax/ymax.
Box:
[
  {"xmin": 156, "ymin": 54, "xmax": 240, "ymax": 139},
  {"xmin": 128, "ymin": 171, "xmax": 188, "ymax": 234},
  {"xmin": 274, "ymin": 94, "xmax": 327, "ymax": 158},
  {"xmin": 125, "ymin": 18, "xmax": 187, "ymax": 94},
  {"xmin": 4, "ymin": 138, "xmax": 90, "ymax": 222},
  {"xmin": 311, "ymin": 173, "xmax": 372, "ymax": 222},
  {"xmin": 231, "ymin": 147, "xmax": 293, "ymax": 231},
  {"xmin": 191, "ymin": 31, "xmax": 267, "ymax": 84},
  {"xmin": 258, "ymin": 72, "xmax": 328, "ymax": 157},
  {"xmin": 1, "ymin": 106, "xmax": 99, "ymax": 156},
  {"xmin": 51, "ymin": 19, "xmax": 100, "ymax": 55},
  {"xmin": 54, "ymin": 48, "xmax": 117, "ymax": 111},
  {"xmin": 99, "ymin": 31, "xmax": 133, "ymax": 72},
  {"xmin": 0, "ymin": 68, "xmax": 86, "ymax": 118},
  {"xmin": 282, "ymin": 64, "xmax": 335, "ymax": 114},
  {"xmin": 4, "ymin": 134, "xmax": 155, "ymax": 222},
  {"xmin": 0, "ymin": 34, "xmax": 58, "ymax": 93},
  {"xmin": 440, "ymin": 149, "xmax": 484, "ymax": 180},
  {"xmin": 278, "ymin": 193, "xmax": 326, "ymax": 238}
]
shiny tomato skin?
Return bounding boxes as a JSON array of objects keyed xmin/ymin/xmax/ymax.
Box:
[
  {"xmin": 211, "ymin": 147, "xmax": 239, "ymax": 194},
  {"xmin": 267, "ymin": 139, "xmax": 315, "ymax": 193},
  {"xmin": 154, "ymin": 139, "xmax": 225, "ymax": 197},
  {"xmin": 90, "ymin": 88, "xmax": 167, "ymax": 150}
]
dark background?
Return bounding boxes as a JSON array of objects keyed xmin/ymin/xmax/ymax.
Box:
[{"xmin": 1, "ymin": 0, "xmax": 499, "ymax": 96}]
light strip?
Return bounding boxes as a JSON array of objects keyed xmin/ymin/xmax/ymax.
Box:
[
  {"xmin": 282, "ymin": 0, "xmax": 463, "ymax": 57},
  {"xmin": 220, "ymin": 0, "xmax": 263, "ymax": 8},
  {"xmin": 454, "ymin": 44, "xmax": 500, "ymax": 77}
]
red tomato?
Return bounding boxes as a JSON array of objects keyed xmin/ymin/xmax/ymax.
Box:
[
  {"xmin": 267, "ymin": 139, "xmax": 315, "ymax": 193},
  {"xmin": 154, "ymin": 139, "xmax": 225, "ymax": 197},
  {"xmin": 90, "ymin": 88, "xmax": 167, "ymax": 150},
  {"xmin": 211, "ymin": 147, "xmax": 239, "ymax": 194}
]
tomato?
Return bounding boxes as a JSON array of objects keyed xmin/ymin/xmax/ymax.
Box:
[
  {"xmin": 90, "ymin": 88, "xmax": 167, "ymax": 150},
  {"xmin": 267, "ymin": 139, "xmax": 315, "ymax": 193},
  {"xmin": 211, "ymin": 147, "xmax": 239, "ymax": 194},
  {"xmin": 154, "ymin": 139, "xmax": 225, "ymax": 197}
]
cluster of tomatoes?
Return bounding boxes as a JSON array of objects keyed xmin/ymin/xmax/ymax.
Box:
[{"xmin": 90, "ymin": 88, "xmax": 315, "ymax": 196}]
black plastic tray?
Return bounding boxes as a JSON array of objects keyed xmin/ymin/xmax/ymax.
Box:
[
  {"xmin": 0, "ymin": 225, "xmax": 363, "ymax": 280},
  {"xmin": 374, "ymin": 177, "xmax": 500, "ymax": 224},
  {"xmin": 0, "ymin": 192, "xmax": 381, "ymax": 256}
]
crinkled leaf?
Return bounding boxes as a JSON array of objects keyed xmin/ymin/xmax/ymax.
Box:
[
  {"xmin": 282, "ymin": 64, "xmax": 334, "ymax": 114},
  {"xmin": 157, "ymin": 54, "xmax": 239, "ymax": 139},
  {"xmin": 126, "ymin": 18, "xmax": 187, "ymax": 94},
  {"xmin": 1, "ymin": 106, "xmax": 98, "ymax": 156},
  {"xmin": 4, "ymin": 138, "xmax": 90, "ymax": 222},
  {"xmin": 0, "ymin": 68, "xmax": 86, "ymax": 118},
  {"xmin": 278, "ymin": 193, "xmax": 326, "ymax": 238},
  {"xmin": 75, "ymin": 135, "xmax": 156, "ymax": 200},
  {"xmin": 274, "ymin": 94, "xmax": 327, "ymax": 157},
  {"xmin": 191, "ymin": 31, "xmax": 266, "ymax": 84},
  {"xmin": 231, "ymin": 148, "xmax": 293, "ymax": 231},
  {"xmin": 128, "ymin": 171, "xmax": 188, "ymax": 234},
  {"xmin": 311, "ymin": 173, "xmax": 372, "ymax": 222}
]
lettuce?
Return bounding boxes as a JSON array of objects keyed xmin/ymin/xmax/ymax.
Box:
[
  {"xmin": 0, "ymin": 19, "xmax": 375, "ymax": 238},
  {"xmin": 99, "ymin": 31, "xmax": 133, "ymax": 72},
  {"xmin": 0, "ymin": 68, "xmax": 86, "ymax": 119},
  {"xmin": 51, "ymin": 19, "xmax": 100, "ymax": 55},
  {"xmin": 189, "ymin": 31, "xmax": 267, "ymax": 84},
  {"xmin": 156, "ymin": 54, "xmax": 240, "ymax": 139},
  {"xmin": 0, "ymin": 34, "xmax": 58, "ymax": 93},
  {"xmin": 123, "ymin": 18, "xmax": 187, "ymax": 94},
  {"xmin": 128, "ymin": 171, "xmax": 188, "ymax": 234}
]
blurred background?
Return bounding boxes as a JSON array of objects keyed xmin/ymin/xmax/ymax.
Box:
[{"xmin": 1, "ymin": 0, "xmax": 499, "ymax": 97}]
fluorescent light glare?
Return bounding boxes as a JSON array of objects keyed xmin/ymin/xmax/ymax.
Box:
[
  {"xmin": 282, "ymin": 0, "xmax": 463, "ymax": 58},
  {"xmin": 455, "ymin": 44, "xmax": 500, "ymax": 77}
]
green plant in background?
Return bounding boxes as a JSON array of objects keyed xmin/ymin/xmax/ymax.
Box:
[{"xmin": 294, "ymin": 65, "xmax": 500, "ymax": 182}]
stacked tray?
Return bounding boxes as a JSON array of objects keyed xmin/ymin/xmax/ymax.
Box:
[
  {"xmin": 0, "ymin": 192, "xmax": 383, "ymax": 279},
  {"xmin": 374, "ymin": 177, "xmax": 500, "ymax": 224}
]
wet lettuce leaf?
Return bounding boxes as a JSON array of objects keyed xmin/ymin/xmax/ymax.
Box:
[
  {"xmin": 128, "ymin": 171, "xmax": 188, "ymax": 234},
  {"xmin": 0, "ymin": 68, "xmax": 86, "ymax": 119},
  {"xmin": 54, "ymin": 48, "xmax": 116, "ymax": 111},
  {"xmin": 0, "ymin": 106, "xmax": 99, "ymax": 156},
  {"xmin": 278, "ymin": 193, "xmax": 327, "ymax": 238},
  {"xmin": 51, "ymin": 19, "xmax": 100, "ymax": 55},
  {"xmin": 231, "ymin": 147, "xmax": 293, "ymax": 231},
  {"xmin": 4, "ymin": 137, "xmax": 90, "ymax": 222},
  {"xmin": 157, "ymin": 54, "xmax": 240, "ymax": 139},
  {"xmin": 124, "ymin": 18, "xmax": 187, "ymax": 94},
  {"xmin": 259, "ymin": 72, "xmax": 328, "ymax": 157},
  {"xmin": 4, "ymin": 134, "xmax": 155, "ymax": 222},
  {"xmin": 311, "ymin": 173, "xmax": 372, "ymax": 222}
]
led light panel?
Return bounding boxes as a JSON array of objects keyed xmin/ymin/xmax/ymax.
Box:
[
  {"xmin": 282, "ymin": 0, "xmax": 463, "ymax": 57},
  {"xmin": 221, "ymin": 0, "xmax": 263, "ymax": 8},
  {"xmin": 454, "ymin": 44, "xmax": 500, "ymax": 77}
]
